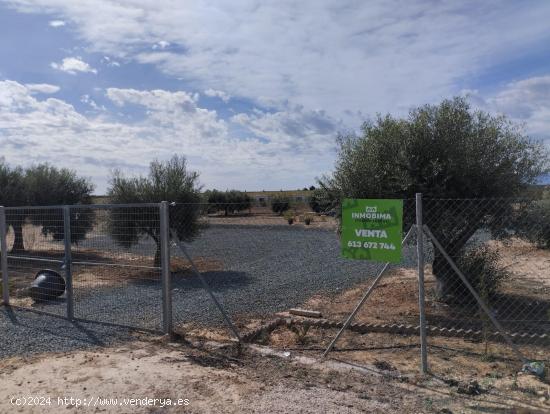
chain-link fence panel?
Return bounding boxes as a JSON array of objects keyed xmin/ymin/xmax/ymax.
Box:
[
  {"xmin": 4, "ymin": 206, "xmax": 66, "ymax": 317},
  {"xmin": 70, "ymin": 204, "xmax": 162, "ymax": 330},
  {"xmin": 168, "ymin": 200, "xmax": 423, "ymax": 355},
  {"xmin": 2, "ymin": 204, "xmax": 164, "ymax": 331},
  {"xmin": 421, "ymin": 198, "xmax": 550, "ymax": 363}
]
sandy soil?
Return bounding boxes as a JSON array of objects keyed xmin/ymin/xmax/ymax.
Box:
[
  {"xmin": 205, "ymin": 207, "xmax": 337, "ymax": 230},
  {"xmin": 1, "ymin": 337, "xmax": 548, "ymax": 414},
  {"xmin": 0, "ymin": 338, "xmax": 427, "ymax": 414}
]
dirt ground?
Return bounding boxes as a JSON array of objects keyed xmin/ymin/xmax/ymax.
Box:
[
  {"xmin": 245, "ymin": 240, "xmax": 550, "ymax": 412},
  {"xmin": 1, "ymin": 335, "xmax": 548, "ymax": 414},
  {"xmin": 205, "ymin": 207, "xmax": 337, "ymax": 230}
]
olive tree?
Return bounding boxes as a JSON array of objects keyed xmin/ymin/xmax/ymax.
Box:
[
  {"xmin": 319, "ymin": 97, "xmax": 548, "ymax": 299},
  {"xmin": 0, "ymin": 161, "xmax": 26, "ymax": 251},
  {"xmin": 24, "ymin": 164, "xmax": 95, "ymax": 246},
  {"xmin": 107, "ymin": 155, "xmax": 202, "ymax": 266},
  {"xmin": 0, "ymin": 161, "xmax": 94, "ymax": 252},
  {"xmin": 206, "ymin": 189, "xmax": 252, "ymax": 215},
  {"xmin": 271, "ymin": 197, "xmax": 291, "ymax": 215}
]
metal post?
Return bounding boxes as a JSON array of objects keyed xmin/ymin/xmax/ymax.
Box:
[
  {"xmin": 160, "ymin": 201, "xmax": 173, "ymax": 335},
  {"xmin": 423, "ymin": 224, "xmax": 528, "ymax": 364},
  {"xmin": 63, "ymin": 206, "xmax": 73, "ymax": 320},
  {"xmin": 0, "ymin": 206, "xmax": 9, "ymax": 305},
  {"xmin": 323, "ymin": 226, "xmax": 414, "ymax": 357},
  {"xmin": 416, "ymin": 193, "xmax": 428, "ymax": 374}
]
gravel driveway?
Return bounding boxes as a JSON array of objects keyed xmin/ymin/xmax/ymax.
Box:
[{"xmin": 1, "ymin": 224, "xmax": 418, "ymax": 356}]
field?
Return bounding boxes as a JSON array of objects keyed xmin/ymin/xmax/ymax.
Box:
[{"xmin": 1, "ymin": 210, "xmax": 549, "ymax": 412}]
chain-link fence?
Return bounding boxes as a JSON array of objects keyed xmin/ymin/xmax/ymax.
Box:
[
  {"xmin": 168, "ymin": 201, "xmax": 385, "ymax": 341},
  {"xmin": 420, "ymin": 198, "xmax": 550, "ymax": 363},
  {"xmin": 1, "ymin": 197, "xmax": 548, "ymax": 373},
  {"xmin": 0, "ymin": 203, "xmax": 164, "ymax": 331},
  {"xmin": 316, "ymin": 196, "xmax": 549, "ymax": 374}
]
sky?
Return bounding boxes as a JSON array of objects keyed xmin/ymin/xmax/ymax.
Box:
[{"xmin": 0, "ymin": 1, "xmax": 549, "ymax": 194}]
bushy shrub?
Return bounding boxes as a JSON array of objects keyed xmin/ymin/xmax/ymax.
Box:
[
  {"xmin": 283, "ymin": 210, "xmax": 294, "ymax": 224},
  {"xmin": 513, "ymin": 200, "xmax": 550, "ymax": 249},
  {"xmin": 308, "ymin": 190, "xmax": 333, "ymax": 213},
  {"xmin": 271, "ymin": 197, "xmax": 291, "ymax": 215},
  {"xmin": 206, "ymin": 189, "xmax": 251, "ymax": 216},
  {"xmin": 453, "ymin": 245, "xmax": 510, "ymax": 302}
]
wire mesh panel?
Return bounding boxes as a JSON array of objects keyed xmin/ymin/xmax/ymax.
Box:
[
  {"xmin": 70, "ymin": 204, "xmax": 162, "ymax": 331},
  {"xmin": 169, "ymin": 200, "xmax": 419, "ymax": 344},
  {"xmin": 4, "ymin": 207, "xmax": 66, "ymax": 317},
  {"xmin": 421, "ymin": 198, "xmax": 550, "ymax": 362}
]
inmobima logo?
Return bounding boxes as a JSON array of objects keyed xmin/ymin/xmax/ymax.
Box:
[{"xmin": 351, "ymin": 206, "xmax": 392, "ymax": 220}]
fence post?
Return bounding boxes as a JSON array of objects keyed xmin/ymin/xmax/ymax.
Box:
[
  {"xmin": 416, "ymin": 193, "xmax": 428, "ymax": 374},
  {"xmin": 160, "ymin": 201, "xmax": 173, "ymax": 335},
  {"xmin": 0, "ymin": 206, "xmax": 9, "ymax": 305},
  {"xmin": 63, "ymin": 206, "xmax": 74, "ymax": 320}
]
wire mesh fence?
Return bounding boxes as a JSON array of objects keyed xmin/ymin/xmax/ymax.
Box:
[
  {"xmin": 168, "ymin": 201, "xmax": 389, "ymax": 340},
  {"xmin": 3, "ymin": 206, "xmax": 66, "ymax": 317},
  {"xmin": 420, "ymin": 198, "xmax": 550, "ymax": 362},
  {"xmin": 0, "ymin": 196, "xmax": 548, "ymax": 372},
  {"xmin": 1, "ymin": 204, "xmax": 164, "ymax": 330}
]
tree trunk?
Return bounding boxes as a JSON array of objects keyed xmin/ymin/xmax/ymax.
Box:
[
  {"xmin": 11, "ymin": 222, "xmax": 25, "ymax": 252},
  {"xmin": 432, "ymin": 249, "xmax": 462, "ymax": 299},
  {"xmin": 154, "ymin": 242, "xmax": 161, "ymax": 268}
]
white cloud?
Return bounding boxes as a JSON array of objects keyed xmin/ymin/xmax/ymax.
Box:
[
  {"xmin": 152, "ymin": 40, "xmax": 170, "ymax": 50},
  {"xmin": 0, "ymin": 80, "xmax": 336, "ymax": 192},
  {"xmin": 101, "ymin": 56, "xmax": 121, "ymax": 67},
  {"xmin": 204, "ymin": 88, "xmax": 231, "ymax": 103},
  {"xmin": 24, "ymin": 83, "xmax": 60, "ymax": 94},
  {"xmin": 4, "ymin": 2, "xmax": 550, "ymax": 189},
  {"xmin": 7, "ymin": 1, "xmax": 550, "ymax": 121},
  {"xmin": 465, "ymin": 76, "xmax": 550, "ymax": 147},
  {"xmin": 80, "ymin": 94, "xmax": 105, "ymax": 111},
  {"xmin": 51, "ymin": 57, "xmax": 97, "ymax": 75},
  {"xmin": 48, "ymin": 19, "xmax": 65, "ymax": 27}
]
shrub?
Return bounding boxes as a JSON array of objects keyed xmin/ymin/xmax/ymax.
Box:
[
  {"xmin": 283, "ymin": 210, "xmax": 294, "ymax": 225},
  {"xmin": 512, "ymin": 200, "xmax": 550, "ymax": 249},
  {"xmin": 271, "ymin": 197, "xmax": 291, "ymax": 215},
  {"xmin": 308, "ymin": 190, "xmax": 333, "ymax": 213},
  {"xmin": 451, "ymin": 245, "xmax": 510, "ymax": 302},
  {"xmin": 304, "ymin": 215, "xmax": 313, "ymax": 225},
  {"xmin": 206, "ymin": 189, "xmax": 252, "ymax": 216}
]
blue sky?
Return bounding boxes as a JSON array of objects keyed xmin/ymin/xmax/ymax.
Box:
[{"xmin": 1, "ymin": 0, "xmax": 549, "ymax": 193}]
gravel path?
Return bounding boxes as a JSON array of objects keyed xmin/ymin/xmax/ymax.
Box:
[
  {"xmin": 0, "ymin": 307, "xmax": 136, "ymax": 359},
  {"xmin": 1, "ymin": 225, "xmax": 418, "ymax": 357}
]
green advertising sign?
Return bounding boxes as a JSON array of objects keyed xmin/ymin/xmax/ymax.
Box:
[{"xmin": 341, "ymin": 198, "xmax": 403, "ymax": 263}]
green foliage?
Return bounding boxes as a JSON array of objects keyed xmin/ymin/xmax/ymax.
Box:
[
  {"xmin": 283, "ymin": 210, "xmax": 294, "ymax": 224},
  {"xmin": 205, "ymin": 189, "xmax": 252, "ymax": 215},
  {"xmin": 511, "ymin": 200, "xmax": 550, "ymax": 249},
  {"xmin": 107, "ymin": 155, "xmax": 202, "ymax": 265},
  {"xmin": 0, "ymin": 161, "xmax": 26, "ymax": 206},
  {"xmin": 324, "ymin": 97, "xmax": 547, "ymax": 201},
  {"xmin": 0, "ymin": 160, "xmax": 94, "ymax": 251},
  {"xmin": 271, "ymin": 197, "xmax": 291, "ymax": 215},
  {"xmin": 455, "ymin": 245, "xmax": 510, "ymax": 301},
  {"xmin": 308, "ymin": 189, "xmax": 333, "ymax": 213},
  {"xmin": 319, "ymin": 97, "xmax": 548, "ymax": 298},
  {"xmin": 24, "ymin": 164, "xmax": 95, "ymax": 244}
]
